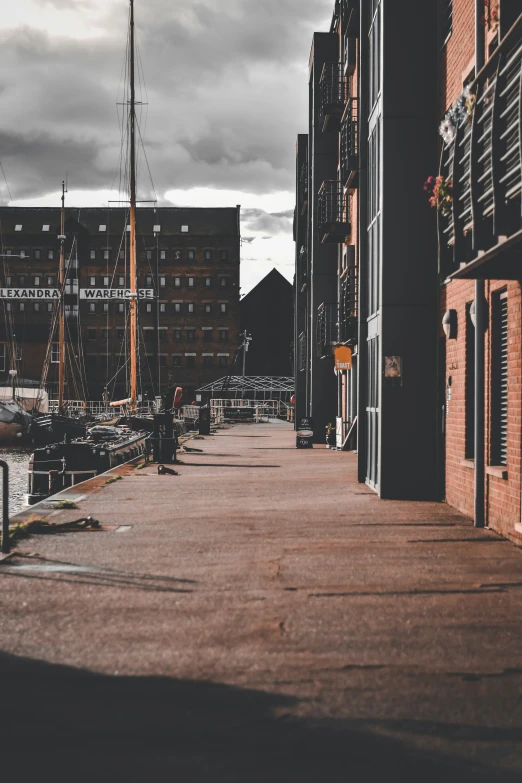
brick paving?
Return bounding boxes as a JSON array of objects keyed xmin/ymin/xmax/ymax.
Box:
[{"xmin": 1, "ymin": 421, "xmax": 522, "ymax": 781}]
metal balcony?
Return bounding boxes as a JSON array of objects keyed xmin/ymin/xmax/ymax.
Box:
[
  {"xmin": 316, "ymin": 303, "xmax": 338, "ymax": 359},
  {"xmin": 439, "ymin": 14, "xmax": 522, "ymax": 279},
  {"xmin": 298, "ymin": 245, "xmax": 308, "ymax": 291},
  {"xmin": 299, "ymin": 161, "xmax": 308, "ymax": 215},
  {"xmin": 343, "ymin": 34, "xmax": 357, "ymax": 75},
  {"xmin": 318, "ymin": 181, "xmax": 351, "ymax": 243},
  {"xmin": 297, "ymin": 332, "xmax": 307, "ymax": 372},
  {"xmin": 340, "ymin": 263, "xmax": 357, "ymax": 344},
  {"xmin": 319, "ymin": 63, "xmax": 347, "ymax": 132},
  {"xmin": 341, "ymin": 0, "xmax": 359, "ymax": 36},
  {"xmin": 341, "ymin": 98, "xmax": 359, "ymax": 189}
]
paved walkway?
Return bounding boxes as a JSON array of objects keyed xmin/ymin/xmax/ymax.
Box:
[{"xmin": 1, "ymin": 422, "xmax": 522, "ymax": 781}]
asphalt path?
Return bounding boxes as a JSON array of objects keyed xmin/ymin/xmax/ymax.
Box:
[{"xmin": 1, "ymin": 422, "xmax": 522, "ymax": 781}]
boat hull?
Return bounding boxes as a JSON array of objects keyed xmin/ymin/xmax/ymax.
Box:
[{"xmin": 25, "ymin": 428, "xmax": 148, "ymax": 506}]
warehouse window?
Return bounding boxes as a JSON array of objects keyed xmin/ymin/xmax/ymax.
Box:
[
  {"xmin": 47, "ymin": 303, "xmax": 53, "ymax": 313},
  {"xmin": 51, "ymin": 343, "xmax": 59, "ymax": 363},
  {"xmin": 146, "ymin": 302, "xmax": 152, "ymax": 313},
  {"xmin": 89, "ymin": 303, "xmax": 96, "ymax": 313},
  {"xmin": 160, "ymin": 250, "xmax": 166, "ymax": 260},
  {"xmin": 160, "ymin": 303, "xmax": 166, "ymax": 314},
  {"xmin": 203, "ymin": 355, "xmax": 212, "ymax": 366},
  {"xmin": 173, "ymin": 356, "xmax": 181, "ymax": 367},
  {"xmin": 90, "ymin": 276, "xmax": 96, "ymax": 286},
  {"xmin": 174, "ymin": 277, "xmax": 181, "ymax": 287},
  {"xmin": 146, "ymin": 275, "xmax": 153, "ymax": 287},
  {"xmin": 188, "ymin": 277, "xmax": 194, "ymax": 288},
  {"xmin": 465, "ymin": 303, "xmax": 475, "ymax": 459},
  {"xmin": 205, "ymin": 249, "xmax": 212, "ymax": 261},
  {"xmin": 34, "ymin": 250, "xmax": 41, "ymax": 260},
  {"xmin": 181, "ymin": 225, "xmax": 189, "ymax": 233},
  {"xmin": 48, "ymin": 250, "xmax": 54, "ymax": 260},
  {"xmin": 90, "ymin": 250, "xmax": 96, "ymax": 260},
  {"xmin": 159, "ymin": 276, "xmax": 166, "ymax": 287},
  {"xmin": 187, "ymin": 303, "xmax": 194, "ymax": 314},
  {"xmin": 0, "ymin": 344, "xmax": 5, "ymax": 372},
  {"xmin": 174, "ymin": 303, "xmax": 181, "ymax": 313},
  {"xmin": 491, "ymin": 290, "xmax": 508, "ymax": 466}
]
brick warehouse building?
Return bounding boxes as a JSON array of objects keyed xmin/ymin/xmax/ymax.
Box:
[
  {"xmin": 294, "ymin": 0, "xmax": 522, "ymax": 533},
  {"xmin": 0, "ymin": 206, "xmax": 241, "ymax": 404},
  {"xmin": 437, "ymin": 1, "xmax": 522, "ymax": 541}
]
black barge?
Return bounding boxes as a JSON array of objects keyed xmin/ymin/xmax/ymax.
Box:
[{"xmin": 25, "ymin": 425, "xmax": 148, "ymax": 506}]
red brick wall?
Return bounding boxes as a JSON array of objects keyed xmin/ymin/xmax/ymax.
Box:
[{"xmin": 440, "ymin": 0, "xmax": 521, "ymax": 542}]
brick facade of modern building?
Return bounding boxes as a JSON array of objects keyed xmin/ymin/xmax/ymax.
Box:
[{"xmin": 439, "ymin": 1, "xmax": 522, "ymax": 542}]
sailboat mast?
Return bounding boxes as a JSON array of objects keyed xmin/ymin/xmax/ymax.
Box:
[
  {"xmin": 129, "ymin": 0, "xmax": 138, "ymax": 413},
  {"xmin": 58, "ymin": 180, "xmax": 66, "ymax": 413}
]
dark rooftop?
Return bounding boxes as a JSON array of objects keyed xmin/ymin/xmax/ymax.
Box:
[{"xmin": 0, "ymin": 206, "xmax": 241, "ymax": 238}]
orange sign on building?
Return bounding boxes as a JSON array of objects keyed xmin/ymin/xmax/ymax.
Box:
[{"xmin": 334, "ymin": 345, "xmax": 352, "ymax": 372}]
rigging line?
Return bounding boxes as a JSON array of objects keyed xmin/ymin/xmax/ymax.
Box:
[
  {"xmin": 0, "ymin": 162, "xmax": 13, "ymax": 203},
  {"xmin": 135, "ymin": 116, "xmax": 157, "ymax": 203}
]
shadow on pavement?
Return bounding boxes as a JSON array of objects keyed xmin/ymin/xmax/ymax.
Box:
[{"xmin": 0, "ymin": 651, "xmax": 518, "ymax": 782}]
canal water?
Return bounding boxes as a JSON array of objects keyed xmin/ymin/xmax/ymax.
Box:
[{"xmin": 0, "ymin": 447, "xmax": 31, "ymax": 515}]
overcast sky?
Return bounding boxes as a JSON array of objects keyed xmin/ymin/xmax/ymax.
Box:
[{"xmin": 0, "ymin": 0, "xmax": 332, "ymax": 294}]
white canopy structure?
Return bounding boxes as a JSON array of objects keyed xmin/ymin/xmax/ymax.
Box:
[{"xmin": 197, "ymin": 376, "xmax": 294, "ymax": 401}]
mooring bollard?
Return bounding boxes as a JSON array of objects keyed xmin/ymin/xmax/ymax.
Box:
[{"xmin": 0, "ymin": 460, "xmax": 9, "ymax": 554}]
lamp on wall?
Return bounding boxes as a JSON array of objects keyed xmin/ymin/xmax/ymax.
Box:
[
  {"xmin": 442, "ymin": 309, "xmax": 457, "ymax": 339},
  {"xmin": 469, "ymin": 297, "xmax": 488, "ymax": 329}
]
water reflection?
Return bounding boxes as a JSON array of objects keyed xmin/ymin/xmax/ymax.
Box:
[{"xmin": 0, "ymin": 447, "xmax": 31, "ymax": 515}]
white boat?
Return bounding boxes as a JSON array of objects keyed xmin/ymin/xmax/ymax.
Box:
[{"xmin": 0, "ymin": 399, "xmax": 33, "ymax": 441}]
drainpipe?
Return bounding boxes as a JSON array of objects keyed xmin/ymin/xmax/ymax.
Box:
[{"xmin": 474, "ymin": 0, "xmax": 486, "ymax": 528}]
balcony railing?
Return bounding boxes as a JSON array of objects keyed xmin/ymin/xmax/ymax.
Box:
[
  {"xmin": 341, "ymin": 98, "xmax": 359, "ymax": 189},
  {"xmin": 318, "ymin": 181, "xmax": 351, "ymax": 243},
  {"xmin": 316, "ymin": 303, "xmax": 338, "ymax": 359},
  {"xmin": 299, "ymin": 161, "xmax": 308, "ymax": 215},
  {"xmin": 319, "ymin": 63, "xmax": 347, "ymax": 132},
  {"xmin": 343, "ymin": 34, "xmax": 357, "ymax": 75},
  {"xmin": 341, "ymin": 0, "xmax": 359, "ymax": 36},
  {"xmin": 340, "ymin": 264, "xmax": 357, "ymax": 343},
  {"xmin": 298, "ymin": 245, "xmax": 308, "ymax": 291},
  {"xmin": 439, "ymin": 14, "xmax": 522, "ymax": 279},
  {"xmin": 298, "ymin": 331, "xmax": 307, "ymax": 372}
]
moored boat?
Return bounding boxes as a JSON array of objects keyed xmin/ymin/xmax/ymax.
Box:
[{"xmin": 25, "ymin": 425, "xmax": 149, "ymax": 506}]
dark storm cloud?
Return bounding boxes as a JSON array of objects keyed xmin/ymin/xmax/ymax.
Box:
[
  {"xmin": 242, "ymin": 208, "xmax": 293, "ymax": 236},
  {"xmin": 1, "ymin": 0, "xmax": 331, "ymax": 200}
]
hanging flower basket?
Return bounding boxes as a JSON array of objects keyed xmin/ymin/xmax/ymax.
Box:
[{"xmin": 424, "ymin": 175, "xmax": 453, "ymax": 218}]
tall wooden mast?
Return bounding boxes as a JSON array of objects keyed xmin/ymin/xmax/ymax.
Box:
[
  {"xmin": 129, "ymin": 0, "xmax": 138, "ymax": 412},
  {"xmin": 58, "ymin": 180, "xmax": 66, "ymax": 414}
]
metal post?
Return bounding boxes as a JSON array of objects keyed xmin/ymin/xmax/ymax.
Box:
[
  {"xmin": 473, "ymin": 2, "xmax": 486, "ymax": 529},
  {"xmin": 0, "ymin": 460, "xmax": 9, "ymax": 554}
]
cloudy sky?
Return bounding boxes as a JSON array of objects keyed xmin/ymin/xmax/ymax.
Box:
[{"xmin": 0, "ymin": 0, "xmax": 332, "ymax": 294}]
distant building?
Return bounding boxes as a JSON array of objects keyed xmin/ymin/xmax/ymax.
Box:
[
  {"xmin": 240, "ymin": 269, "xmax": 293, "ymax": 377},
  {"xmin": 0, "ymin": 206, "xmax": 241, "ymax": 404}
]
